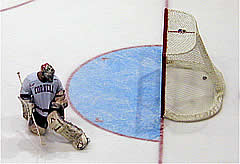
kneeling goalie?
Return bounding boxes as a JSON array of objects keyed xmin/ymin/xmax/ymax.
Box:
[{"xmin": 18, "ymin": 63, "xmax": 90, "ymax": 150}]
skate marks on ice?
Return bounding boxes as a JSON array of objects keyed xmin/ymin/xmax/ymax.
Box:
[
  {"xmin": 1, "ymin": 115, "xmax": 88, "ymax": 163},
  {"xmin": 67, "ymin": 45, "xmax": 164, "ymax": 142},
  {"xmin": 1, "ymin": 116, "xmax": 47, "ymax": 163},
  {"xmin": 164, "ymin": 119, "xmax": 209, "ymax": 134}
]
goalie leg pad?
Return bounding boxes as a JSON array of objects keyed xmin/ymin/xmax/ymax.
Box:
[
  {"xmin": 47, "ymin": 111, "xmax": 90, "ymax": 150},
  {"xmin": 28, "ymin": 118, "xmax": 46, "ymax": 136},
  {"xmin": 21, "ymin": 103, "xmax": 28, "ymax": 120}
]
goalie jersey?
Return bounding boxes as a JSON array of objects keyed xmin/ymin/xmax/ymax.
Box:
[{"xmin": 20, "ymin": 72, "xmax": 64, "ymax": 117}]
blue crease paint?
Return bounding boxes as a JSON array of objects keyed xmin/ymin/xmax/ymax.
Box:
[{"xmin": 68, "ymin": 45, "xmax": 163, "ymax": 141}]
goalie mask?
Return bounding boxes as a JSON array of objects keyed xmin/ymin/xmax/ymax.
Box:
[{"xmin": 41, "ymin": 63, "xmax": 55, "ymax": 82}]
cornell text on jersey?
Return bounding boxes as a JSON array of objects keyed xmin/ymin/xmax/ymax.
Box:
[{"xmin": 34, "ymin": 84, "xmax": 54, "ymax": 94}]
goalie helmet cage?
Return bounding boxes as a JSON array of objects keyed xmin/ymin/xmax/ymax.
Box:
[{"xmin": 161, "ymin": 8, "xmax": 225, "ymax": 122}]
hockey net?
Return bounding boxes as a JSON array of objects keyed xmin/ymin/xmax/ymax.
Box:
[{"xmin": 162, "ymin": 9, "xmax": 225, "ymax": 122}]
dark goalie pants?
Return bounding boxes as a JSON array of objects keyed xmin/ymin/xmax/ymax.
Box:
[{"xmin": 31, "ymin": 107, "xmax": 65, "ymax": 129}]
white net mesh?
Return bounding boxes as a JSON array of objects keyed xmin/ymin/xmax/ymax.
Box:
[{"xmin": 163, "ymin": 9, "xmax": 225, "ymax": 122}]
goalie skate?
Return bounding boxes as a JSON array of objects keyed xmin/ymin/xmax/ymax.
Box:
[{"xmin": 47, "ymin": 111, "xmax": 90, "ymax": 150}]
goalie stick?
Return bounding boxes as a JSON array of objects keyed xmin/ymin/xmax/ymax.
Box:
[{"xmin": 17, "ymin": 72, "xmax": 46, "ymax": 145}]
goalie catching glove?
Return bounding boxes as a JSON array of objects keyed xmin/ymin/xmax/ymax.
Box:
[{"xmin": 50, "ymin": 90, "xmax": 68, "ymax": 110}]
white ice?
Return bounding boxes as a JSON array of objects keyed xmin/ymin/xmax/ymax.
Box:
[{"xmin": 1, "ymin": 0, "xmax": 239, "ymax": 163}]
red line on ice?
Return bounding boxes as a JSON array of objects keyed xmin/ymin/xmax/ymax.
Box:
[
  {"xmin": 158, "ymin": 118, "xmax": 165, "ymax": 164},
  {"xmin": 0, "ymin": 0, "xmax": 35, "ymax": 12}
]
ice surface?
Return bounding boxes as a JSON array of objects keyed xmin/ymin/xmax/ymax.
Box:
[{"xmin": 1, "ymin": 0, "xmax": 238, "ymax": 163}]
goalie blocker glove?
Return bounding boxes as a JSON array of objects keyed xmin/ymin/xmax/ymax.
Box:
[{"xmin": 19, "ymin": 94, "xmax": 35, "ymax": 120}]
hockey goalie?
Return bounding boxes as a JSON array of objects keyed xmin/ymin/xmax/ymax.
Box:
[{"xmin": 18, "ymin": 63, "xmax": 90, "ymax": 150}]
